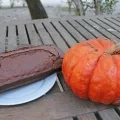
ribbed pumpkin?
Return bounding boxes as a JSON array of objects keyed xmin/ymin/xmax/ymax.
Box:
[{"xmin": 62, "ymin": 38, "xmax": 120, "ymax": 105}]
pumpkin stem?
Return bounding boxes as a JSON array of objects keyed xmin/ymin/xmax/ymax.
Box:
[{"xmin": 105, "ymin": 43, "xmax": 120, "ymax": 55}]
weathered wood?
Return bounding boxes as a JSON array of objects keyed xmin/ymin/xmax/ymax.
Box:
[
  {"xmin": 26, "ymin": 24, "xmax": 43, "ymax": 45},
  {"xmin": 91, "ymin": 18, "xmax": 120, "ymax": 39},
  {"xmin": 51, "ymin": 21, "xmax": 77, "ymax": 47},
  {"xmin": 60, "ymin": 117, "xmax": 73, "ymax": 120},
  {"xmin": 112, "ymin": 17, "xmax": 120, "ymax": 23},
  {"xmin": 105, "ymin": 17, "xmax": 120, "ymax": 28},
  {"xmin": 76, "ymin": 19, "xmax": 105, "ymax": 38},
  {"xmin": 97, "ymin": 17, "xmax": 120, "ymax": 36},
  {"xmin": 68, "ymin": 20, "xmax": 95, "ymax": 39},
  {"xmin": 77, "ymin": 113, "xmax": 97, "ymax": 120},
  {"xmin": 42, "ymin": 21, "xmax": 69, "ymax": 53},
  {"xmin": 7, "ymin": 26, "xmax": 17, "ymax": 51},
  {"xmin": 3, "ymin": 14, "xmax": 116, "ymax": 26},
  {"xmin": 116, "ymin": 106, "xmax": 120, "ymax": 111},
  {"xmin": 0, "ymin": 25, "xmax": 6, "ymax": 53},
  {"xmin": 17, "ymin": 25, "xmax": 29, "ymax": 45},
  {"xmin": 59, "ymin": 20, "xmax": 85, "ymax": 42},
  {"xmin": 57, "ymin": 72, "xmax": 70, "ymax": 91},
  {"xmin": 99, "ymin": 18, "xmax": 120, "ymax": 32},
  {"xmin": 83, "ymin": 19, "xmax": 119, "ymax": 42},
  {"xmin": 35, "ymin": 22, "xmax": 54, "ymax": 44},
  {"xmin": 56, "ymin": 75, "xmax": 64, "ymax": 92},
  {"xmin": 98, "ymin": 109, "xmax": 120, "ymax": 120},
  {"xmin": 0, "ymin": 91, "xmax": 111, "ymax": 120},
  {"xmin": 47, "ymin": 82, "xmax": 61, "ymax": 94}
]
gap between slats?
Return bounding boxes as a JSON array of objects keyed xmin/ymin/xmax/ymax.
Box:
[
  {"xmin": 95, "ymin": 108, "xmax": 120, "ymax": 120},
  {"xmin": 111, "ymin": 17, "xmax": 120, "ymax": 23},
  {"xmin": 33, "ymin": 23, "xmax": 44, "ymax": 45},
  {"xmin": 42, "ymin": 23, "xmax": 56, "ymax": 45},
  {"xmin": 67, "ymin": 20, "xmax": 95, "ymax": 40},
  {"xmin": 75, "ymin": 20, "xmax": 97, "ymax": 38},
  {"xmin": 50, "ymin": 22, "xmax": 71, "ymax": 48},
  {"xmin": 97, "ymin": 18, "xmax": 120, "ymax": 34},
  {"xmin": 59, "ymin": 21, "xmax": 81, "ymax": 43},
  {"xmin": 51, "ymin": 21, "xmax": 79, "ymax": 46},
  {"xmin": 60, "ymin": 108, "xmax": 120, "ymax": 120},
  {"xmin": 15, "ymin": 25, "xmax": 19, "ymax": 45},
  {"xmin": 105, "ymin": 18, "xmax": 120, "ymax": 28},
  {"xmin": 82, "ymin": 19, "xmax": 114, "ymax": 40},
  {"xmin": 90, "ymin": 18, "xmax": 120, "ymax": 39},
  {"xmin": 25, "ymin": 24, "xmax": 43, "ymax": 45},
  {"xmin": 5, "ymin": 26, "xmax": 8, "ymax": 52},
  {"xmin": 24, "ymin": 24, "xmax": 31, "ymax": 44}
]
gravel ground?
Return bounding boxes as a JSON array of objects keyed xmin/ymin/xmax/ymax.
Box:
[
  {"xmin": 0, "ymin": 5, "xmax": 119, "ymax": 24},
  {"xmin": 0, "ymin": 6, "xmax": 75, "ymax": 23}
]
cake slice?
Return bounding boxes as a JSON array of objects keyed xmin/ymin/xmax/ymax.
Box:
[{"xmin": 0, "ymin": 44, "xmax": 64, "ymax": 92}]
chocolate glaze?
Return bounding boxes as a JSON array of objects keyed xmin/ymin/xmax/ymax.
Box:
[{"xmin": 0, "ymin": 44, "xmax": 64, "ymax": 93}]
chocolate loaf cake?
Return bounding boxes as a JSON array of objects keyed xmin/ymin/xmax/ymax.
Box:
[{"xmin": 0, "ymin": 44, "xmax": 64, "ymax": 93}]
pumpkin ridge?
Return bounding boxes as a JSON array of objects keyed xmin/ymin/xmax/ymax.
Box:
[
  {"xmin": 96, "ymin": 38, "xmax": 107, "ymax": 48},
  {"xmin": 100, "ymin": 55, "xmax": 117, "ymax": 104},
  {"xmin": 89, "ymin": 54, "xmax": 117, "ymax": 104},
  {"xmin": 92, "ymin": 39, "xmax": 104, "ymax": 48},
  {"xmin": 112, "ymin": 56, "xmax": 118, "ymax": 104},
  {"xmin": 87, "ymin": 53, "xmax": 103, "ymax": 100},
  {"xmin": 67, "ymin": 51, "xmax": 93, "ymax": 87},
  {"xmin": 86, "ymin": 42, "xmax": 98, "ymax": 51},
  {"xmin": 69, "ymin": 51, "xmax": 102, "ymax": 98},
  {"xmin": 63, "ymin": 46, "xmax": 91, "ymax": 73},
  {"xmin": 63, "ymin": 46, "xmax": 95, "ymax": 86},
  {"xmin": 87, "ymin": 39, "xmax": 105, "ymax": 52}
]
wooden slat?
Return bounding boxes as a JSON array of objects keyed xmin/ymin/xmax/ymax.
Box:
[
  {"xmin": 60, "ymin": 117, "xmax": 73, "ymax": 120},
  {"xmin": 83, "ymin": 19, "xmax": 119, "ymax": 42},
  {"xmin": 34, "ymin": 22, "xmax": 54, "ymax": 44},
  {"xmin": 57, "ymin": 72, "xmax": 70, "ymax": 91},
  {"xmin": 51, "ymin": 21, "xmax": 77, "ymax": 47},
  {"xmin": 110, "ymin": 17, "xmax": 120, "ymax": 23},
  {"xmin": 56, "ymin": 75, "xmax": 64, "ymax": 92},
  {"xmin": 117, "ymin": 106, "xmax": 120, "ymax": 111},
  {"xmin": 116, "ymin": 15, "xmax": 120, "ymax": 19},
  {"xmin": 26, "ymin": 24, "xmax": 42, "ymax": 45},
  {"xmin": 60, "ymin": 20, "xmax": 85, "ymax": 42},
  {"xmin": 105, "ymin": 17, "xmax": 120, "ymax": 28},
  {"xmin": 91, "ymin": 18, "xmax": 120, "ymax": 39},
  {"xmin": 47, "ymin": 82, "xmax": 61, "ymax": 94},
  {"xmin": 43, "ymin": 21, "xmax": 68, "ymax": 53},
  {"xmin": 97, "ymin": 17, "xmax": 120, "ymax": 35},
  {"xmin": 0, "ymin": 25, "xmax": 6, "ymax": 52},
  {"xmin": 68, "ymin": 20, "xmax": 95, "ymax": 39},
  {"xmin": 7, "ymin": 26, "xmax": 17, "ymax": 51},
  {"xmin": 0, "ymin": 91, "xmax": 111, "ymax": 120},
  {"xmin": 17, "ymin": 25, "xmax": 29, "ymax": 45},
  {"xmin": 77, "ymin": 113, "xmax": 97, "ymax": 120},
  {"xmin": 76, "ymin": 19, "xmax": 105, "ymax": 38},
  {"xmin": 98, "ymin": 109, "xmax": 120, "ymax": 120}
]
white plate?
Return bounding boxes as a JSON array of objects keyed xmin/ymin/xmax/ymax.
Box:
[{"xmin": 0, "ymin": 73, "xmax": 57, "ymax": 106}]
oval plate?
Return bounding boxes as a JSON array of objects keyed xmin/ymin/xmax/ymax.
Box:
[{"xmin": 0, "ymin": 73, "xmax": 57, "ymax": 105}]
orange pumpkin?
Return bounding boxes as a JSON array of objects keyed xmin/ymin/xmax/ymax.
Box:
[{"xmin": 62, "ymin": 38, "xmax": 120, "ymax": 105}]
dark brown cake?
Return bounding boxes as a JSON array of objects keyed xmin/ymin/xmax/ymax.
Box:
[{"xmin": 0, "ymin": 44, "xmax": 64, "ymax": 92}]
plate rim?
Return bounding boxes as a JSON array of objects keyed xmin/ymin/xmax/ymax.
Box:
[{"xmin": 0, "ymin": 73, "xmax": 57, "ymax": 106}]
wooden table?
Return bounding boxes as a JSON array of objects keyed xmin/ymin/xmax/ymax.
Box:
[{"xmin": 0, "ymin": 14, "xmax": 120, "ymax": 120}]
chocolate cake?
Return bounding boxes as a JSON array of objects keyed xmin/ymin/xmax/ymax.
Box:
[{"xmin": 0, "ymin": 44, "xmax": 64, "ymax": 93}]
